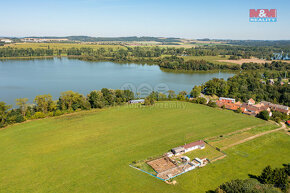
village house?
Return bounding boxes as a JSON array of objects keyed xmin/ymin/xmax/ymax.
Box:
[
  {"xmin": 247, "ymin": 98, "xmax": 255, "ymax": 105},
  {"xmin": 241, "ymin": 103, "xmax": 272, "ymax": 116},
  {"xmin": 260, "ymin": 101, "xmax": 290, "ymax": 115}
]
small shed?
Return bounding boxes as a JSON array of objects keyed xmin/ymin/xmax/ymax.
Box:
[
  {"xmin": 171, "ymin": 146, "xmax": 185, "ymax": 155},
  {"xmin": 129, "ymin": 99, "xmax": 145, "ymax": 104},
  {"xmin": 181, "ymin": 156, "xmax": 190, "ymax": 162}
]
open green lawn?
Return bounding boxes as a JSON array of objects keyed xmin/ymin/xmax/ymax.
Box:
[{"xmin": 0, "ymin": 101, "xmax": 287, "ymax": 193}]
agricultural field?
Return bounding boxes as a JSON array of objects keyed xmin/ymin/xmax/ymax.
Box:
[
  {"xmin": 180, "ymin": 55, "xmax": 238, "ymax": 65},
  {"xmin": 0, "ymin": 101, "xmax": 288, "ymax": 193},
  {"xmin": 218, "ymin": 58, "xmax": 271, "ymax": 65}
]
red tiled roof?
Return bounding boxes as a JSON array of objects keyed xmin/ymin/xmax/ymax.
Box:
[
  {"xmin": 248, "ymin": 98, "xmax": 255, "ymax": 104},
  {"xmin": 182, "ymin": 140, "xmax": 205, "ymax": 149}
]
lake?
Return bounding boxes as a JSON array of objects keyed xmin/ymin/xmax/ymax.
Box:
[{"xmin": 0, "ymin": 57, "xmax": 234, "ymax": 105}]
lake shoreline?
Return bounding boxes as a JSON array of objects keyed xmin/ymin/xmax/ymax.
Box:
[
  {"xmin": 0, "ymin": 58, "xmax": 235, "ymax": 105},
  {"xmin": 0, "ymin": 55, "xmax": 239, "ymax": 73}
]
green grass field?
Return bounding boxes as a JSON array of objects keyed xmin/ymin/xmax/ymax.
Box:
[{"xmin": 0, "ymin": 101, "xmax": 288, "ymax": 193}]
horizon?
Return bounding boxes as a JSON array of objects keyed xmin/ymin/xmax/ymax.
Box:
[
  {"xmin": 1, "ymin": 0, "xmax": 290, "ymax": 40},
  {"xmin": 2, "ymin": 35, "xmax": 290, "ymax": 41}
]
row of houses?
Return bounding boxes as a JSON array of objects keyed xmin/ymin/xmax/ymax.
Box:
[{"xmin": 216, "ymin": 97, "xmax": 289, "ymax": 116}]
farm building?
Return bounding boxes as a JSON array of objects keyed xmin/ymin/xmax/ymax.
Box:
[
  {"xmin": 171, "ymin": 140, "xmax": 205, "ymax": 155},
  {"xmin": 129, "ymin": 99, "xmax": 145, "ymax": 104},
  {"xmin": 183, "ymin": 140, "xmax": 205, "ymax": 153}
]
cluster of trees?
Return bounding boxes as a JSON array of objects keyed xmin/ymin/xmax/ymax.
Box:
[
  {"xmin": 241, "ymin": 61, "xmax": 290, "ymax": 71},
  {"xmin": 159, "ymin": 57, "xmax": 240, "ymax": 71},
  {"xmin": 214, "ymin": 44, "xmax": 290, "ymax": 60},
  {"xmin": 214, "ymin": 164, "xmax": 290, "ymax": 193},
  {"xmin": 203, "ymin": 72, "xmax": 290, "ymax": 106},
  {"xmin": 0, "ymin": 89, "xmax": 134, "ymax": 128}
]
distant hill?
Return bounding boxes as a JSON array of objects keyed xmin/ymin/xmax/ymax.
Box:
[{"xmin": 25, "ymin": 36, "xmax": 182, "ymax": 42}]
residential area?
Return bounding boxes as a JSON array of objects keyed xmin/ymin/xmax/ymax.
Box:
[{"xmin": 216, "ymin": 97, "xmax": 289, "ymax": 116}]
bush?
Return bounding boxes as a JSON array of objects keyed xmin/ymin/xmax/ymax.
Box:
[
  {"xmin": 144, "ymin": 97, "xmax": 155, "ymax": 106},
  {"xmin": 15, "ymin": 114, "xmax": 26, "ymax": 123},
  {"xmin": 207, "ymin": 101, "xmax": 217, "ymax": 108},
  {"xmin": 53, "ymin": 110, "xmax": 64, "ymax": 116},
  {"xmin": 257, "ymin": 110, "xmax": 270, "ymax": 121},
  {"xmin": 235, "ymin": 107, "xmax": 242, "ymax": 113},
  {"xmin": 31, "ymin": 112, "xmax": 46, "ymax": 119},
  {"xmin": 196, "ymin": 97, "xmax": 207, "ymax": 104}
]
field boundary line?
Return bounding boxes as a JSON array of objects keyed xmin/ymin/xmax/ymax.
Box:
[
  {"xmin": 129, "ymin": 164, "xmax": 165, "ymax": 181},
  {"xmin": 222, "ymin": 123, "xmax": 286, "ymax": 150},
  {"xmin": 204, "ymin": 123, "xmax": 269, "ymax": 141}
]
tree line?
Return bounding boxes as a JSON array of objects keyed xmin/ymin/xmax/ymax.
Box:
[
  {"xmin": 202, "ymin": 72, "xmax": 290, "ymax": 106},
  {"xmin": 0, "ymin": 89, "xmax": 134, "ymax": 128},
  {"xmin": 214, "ymin": 164, "xmax": 290, "ymax": 193}
]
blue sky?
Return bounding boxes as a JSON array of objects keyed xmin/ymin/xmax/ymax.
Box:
[{"xmin": 1, "ymin": 0, "xmax": 289, "ymax": 39}]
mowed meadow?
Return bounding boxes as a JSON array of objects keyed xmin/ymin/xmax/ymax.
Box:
[{"xmin": 0, "ymin": 101, "xmax": 288, "ymax": 193}]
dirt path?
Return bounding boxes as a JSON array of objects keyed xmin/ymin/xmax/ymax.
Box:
[
  {"xmin": 211, "ymin": 155, "xmax": 227, "ymax": 163},
  {"xmin": 204, "ymin": 123, "xmax": 268, "ymax": 141},
  {"xmin": 222, "ymin": 123, "xmax": 286, "ymax": 150}
]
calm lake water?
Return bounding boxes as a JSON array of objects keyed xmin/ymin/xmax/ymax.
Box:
[{"xmin": 0, "ymin": 57, "xmax": 234, "ymax": 105}]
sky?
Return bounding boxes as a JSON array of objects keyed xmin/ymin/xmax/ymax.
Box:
[{"xmin": 1, "ymin": 0, "xmax": 290, "ymax": 40}]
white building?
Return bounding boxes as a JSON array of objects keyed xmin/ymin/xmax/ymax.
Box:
[{"xmin": 0, "ymin": 39, "xmax": 12, "ymax": 43}]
